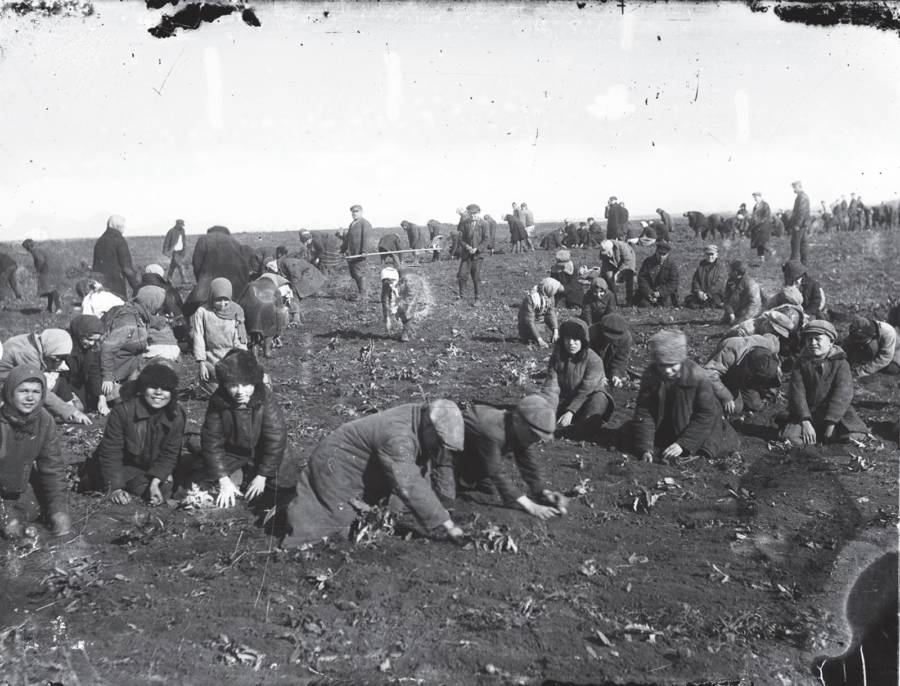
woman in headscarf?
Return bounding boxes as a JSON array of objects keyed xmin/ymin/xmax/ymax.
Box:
[
  {"xmin": 64, "ymin": 314, "xmax": 108, "ymax": 416},
  {"xmin": 191, "ymin": 277, "xmax": 248, "ymax": 397},
  {"xmin": 380, "ymin": 266, "xmax": 434, "ymax": 342},
  {"xmin": 85, "ymin": 363, "xmax": 185, "ymax": 506},
  {"xmin": 0, "ymin": 328, "xmax": 91, "ymax": 424},
  {"xmin": 76, "ymin": 278, "xmax": 124, "ymax": 319},
  {"xmin": 133, "ymin": 284, "xmax": 181, "ymax": 363},
  {"xmin": 0, "ymin": 365, "xmax": 70, "ymax": 539},
  {"xmin": 517, "ymin": 277, "xmax": 565, "ymax": 348},
  {"xmin": 22, "ymin": 238, "xmax": 63, "ymax": 313}
]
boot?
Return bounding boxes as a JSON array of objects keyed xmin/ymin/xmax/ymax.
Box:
[{"xmin": 263, "ymin": 337, "xmax": 273, "ymax": 359}]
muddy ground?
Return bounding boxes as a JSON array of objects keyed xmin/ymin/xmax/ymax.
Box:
[{"xmin": 0, "ymin": 224, "xmax": 897, "ymax": 685}]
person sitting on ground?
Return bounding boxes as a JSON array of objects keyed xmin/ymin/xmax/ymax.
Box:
[
  {"xmin": 0, "ymin": 328, "xmax": 91, "ymax": 424},
  {"xmin": 777, "ymin": 320, "xmax": 867, "ymax": 444},
  {"xmin": 684, "ymin": 245, "xmax": 727, "ymax": 310},
  {"xmin": 64, "ymin": 314, "xmax": 109, "ymax": 416},
  {"xmin": 588, "ymin": 313, "xmax": 632, "ymax": 388},
  {"xmin": 184, "ymin": 350, "xmax": 296, "ymax": 508},
  {"xmin": 380, "ymin": 266, "xmax": 433, "ymax": 342},
  {"xmin": 721, "ymin": 260, "xmax": 763, "ymax": 325},
  {"xmin": 283, "ymin": 399, "xmax": 468, "ymax": 547},
  {"xmin": 704, "ymin": 333, "xmax": 783, "ymax": 416},
  {"xmin": 782, "ymin": 260, "xmax": 827, "ymax": 319},
  {"xmin": 22, "ymin": 239, "xmax": 63, "ymax": 313},
  {"xmin": 518, "ymin": 277, "xmax": 565, "ymax": 349},
  {"xmin": 842, "ymin": 315, "xmax": 900, "ymax": 377},
  {"xmin": 0, "ymin": 366, "xmax": 70, "ymax": 539},
  {"xmin": 550, "ymin": 250, "xmax": 585, "ymax": 309},
  {"xmin": 541, "ymin": 319, "xmax": 615, "ymax": 440},
  {"xmin": 191, "ymin": 277, "xmax": 248, "ymax": 397},
  {"xmin": 453, "ymin": 395, "xmax": 569, "ymax": 520},
  {"xmin": 625, "ymin": 329, "xmax": 738, "ymax": 463},
  {"xmin": 76, "ymin": 278, "xmax": 124, "ymax": 319},
  {"xmin": 635, "ymin": 241, "xmax": 680, "ymax": 308},
  {"xmin": 598, "ymin": 238, "xmax": 637, "ymax": 305},
  {"xmin": 84, "ymin": 363, "xmax": 185, "ymax": 506},
  {"xmin": 580, "ymin": 276, "xmax": 618, "ymax": 329}
]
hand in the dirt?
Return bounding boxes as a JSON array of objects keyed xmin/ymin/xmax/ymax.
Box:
[
  {"xmin": 698, "ymin": 291, "xmax": 707, "ymax": 301},
  {"xmin": 68, "ymin": 409, "xmax": 93, "ymax": 425},
  {"xmin": 611, "ymin": 376, "xmax": 624, "ymax": 389},
  {"xmin": 519, "ymin": 496, "xmax": 559, "ymax": 520},
  {"xmin": 541, "ymin": 490, "xmax": 569, "ymax": 516},
  {"xmin": 198, "ymin": 363, "xmax": 210, "ymax": 382},
  {"xmin": 800, "ymin": 420, "xmax": 817, "ymax": 445},
  {"xmin": 724, "ymin": 399, "xmax": 737, "ymax": 416},
  {"xmin": 244, "ymin": 475, "xmax": 266, "ymax": 501},
  {"xmin": 823, "ymin": 423, "xmax": 835, "ymax": 440},
  {"xmin": 537, "ymin": 337, "xmax": 548, "ymax": 349},
  {"xmin": 148, "ymin": 480, "xmax": 164, "ymax": 506},
  {"xmin": 101, "ymin": 381, "xmax": 116, "ymax": 397},
  {"xmin": 97, "ymin": 396, "xmax": 110, "ymax": 417},
  {"xmin": 556, "ymin": 411, "xmax": 574, "ymax": 428},
  {"xmin": 216, "ymin": 478, "xmax": 243, "ymax": 508},
  {"xmin": 641, "ymin": 451, "xmax": 654, "ymax": 463},
  {"xmin": 111, "ymin": 488, "xmax": 132, "ymax": 505},
  {"xmin": 662, "ymin": 442, "xmax": 683, "ymax": 460}
]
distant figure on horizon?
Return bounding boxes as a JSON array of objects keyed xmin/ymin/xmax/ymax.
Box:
[
  {"xmin": 162, "ymin": 219, "xmax": 188, "ymax": 285},
  {"xmin": 92, "ymin": 215, "xmax": 140, "ymax": 300},
  {"xmin": 22, "ymin": 239, "xmax": 62, "ymax": 313}
]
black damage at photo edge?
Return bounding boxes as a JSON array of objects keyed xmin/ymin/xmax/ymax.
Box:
[
  {"xmin": 145, "ymin": 0, "xmax": 260, "ymax": 39},
  {"xmin": 744, "ymin": 0, "xmax": 900, "ymax": 34}
]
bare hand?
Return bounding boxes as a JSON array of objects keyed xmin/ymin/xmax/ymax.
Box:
[
  {"xmin": 101, "ymin": 381, "xmax": 116, "ymax": 397},
  {"xmin": 244, "ymin": 475, "xmax": 266, "ymax": 501},
  {"xmin": 724, "ymin": 399, "xmax": 737, "ymax": 416},
  {"xmin": 111, "ymin": 488, "xmax": 132, "ymax": 505},
  {"xmin": 551, "ymin": 330, "xmax": 559, "ymax": 343},
  {"xmin": 69, "ymin": 409, "xmax": 93, "ymax": 425},
  {"xmin": 518, "ymin": 496, "xmax": 559, "ymax": 520},
  {"xmin": 537, "ymin": 337, "xmax": 548, "ymax": 349},
  {"xmin": 198, "ymin": 363, "xmax": 210, "ymax": 382},
  {"xmin": 556, "ymin": 411, "xmax": 574, "ymax": 428},
  {"xmin": 541, "ymin": 490, "xmax": 569, "ymax": 516},
  {"xmin": 216, "ymin": 477, "xmax": 243, "ymax": 508},
  {"xmin": 823, "ymin": 423, "xmax": 835, "ymax": 440},
  {"xmin": 800, "ymin": 420, "xmax": 817, "ymax": 445},
  {"xmin": 641, "ymin": 451, "xmax": 654, "ymax": 463},
  {"xmin": 611, "ymin": 376, "xmax": 624, "ymax": 389},
  {"xmin": 662, "ymin": 442, "xmax": 683, "ymax": 460},
  {"xmin": 97, "ymin": 396, "xmax": 110, "ymax": 417},
  {"xmin": 148, "ymin": 480, "xmax": 164, "ymax": 506}
]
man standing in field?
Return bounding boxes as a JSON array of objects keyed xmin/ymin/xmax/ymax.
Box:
[
  {"xmin": 788, "ymin": 180, "xmax": 810, "ymax": 265},
  {"xmin": 92, "ymin": 215, "xmax": 141, "ymax": 300},
  {"xmin": 604, "ymin": 196, "xmax": 628, "ymax": 241},
  {"xmin": 520, "ymin": 202, "xmax": 536, "ymax": 251},
  {"xmin": 344, "ymin": 204, "xmax": 372, "ymax": 305},
  {"xmin": 162, "ymin": 219, "xmax": 188, "ymax": 285},
  {"xmin": 457, "ymin": 203, "xmax": 489, "ymax": 306}
]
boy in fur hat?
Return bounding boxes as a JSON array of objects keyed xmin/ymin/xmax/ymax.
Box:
[
  {"xmin": 842, "ymin": 315, "xmax": 900, "ymax": 377},
  {"xmin": 778, "ymin": 320, "xmax": 867, "ymax": 444}
]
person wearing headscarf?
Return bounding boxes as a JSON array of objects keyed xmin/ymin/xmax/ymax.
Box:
[
  {"xmin": 598, "ymin": 239, "xmax": 637, "ymax": 305},
  {"xmin": 841, "ymin": 316, "xmax": 900, "ymax": 377},
  {"xmin": 183, "ymin": 226, "xmax": 251, "ymax": 319},
  {"xmin": 283, "ymin": 399, "xmax": 469, "ymax": 547},
  {"xmin": 704, "ymin": 333, "xmax": 783, "ymax": 415},
  {"xmin": 451, "ymin": 395, "xmax": 568, "ymax": 520},
  {"xmin": 162, "ymin": 219, "xmax": 188, "ymax": 285},
  {"xmin": 85, "ymin": 363, "xmax": 185, "ymax": 506},
  {"xmin": 580, "ymin": 276, "xmax": 618, "ymax": 330},
  {"xmin": 721, "ymin": 260, "xmax": 763, "ymax": 324},
  {"xmin": 91, "ymin": 215, "xmax": 140, "ymax": 299},
  {"xmin": 517, "ymin": 277, "xmax": 565, "ymax": 348},
  {"xmin": 0, "ymin": 329, "xmax": 90, "ymax": 424},
  {"xmin": 133, "ymin": 284, "xmax": 181, "ymax": 363},
  {"xmin": 635, "ymin": 241, "xmax": 680, "ymax": 308},
  {"xmin": 550, "ymin": 250, "xmax": 585, "ymax": 308},
  {"xmin": 684, "ymin": 245, "xmax": 727, "ymax": 309},
  {"xmin": 541, "ymin": 319, "xmax": 615, "ymax": 440},
  {"xmin": 64, "ymin": 314, "xmax": 108, "ymax": 416},
  {"xmin": 626, "ymin": 329, "xmax": 737, "ymax": 462},
  {"xmin": 0, "ymin": 251, "xmax": 22, "ymax": 301},
  {"xmin": 0, "ymin": 366, "xmax": 70, "ymax": 539},
  {"xmin": 777, "ymin": 320, "xmax": 867, "ymax": 444},
  {"xmin": 22, "ymin": 239, "xmax": 63, "ymax": 313},
  {"xmin": 191, "ymin": 277, "xmax": 248, "ymax": 397},
  {"xmin": 76, "ymin": 278, "xmax": 125, "ymax": 318},
  {"xmin": 587, "ymin": 313, "xmax": 632, "ymax": 388},
  {"xmin": 380, "ymin": 266, "xmax": 433, "ymax": 342}
]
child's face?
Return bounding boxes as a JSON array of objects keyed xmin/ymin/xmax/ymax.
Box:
[
  {"xmin": 80, "ymin": 334, "xmax": 101, "ymax": 350},
  {"xmin": 12, "ymin": 381, "xmax": 42, "ymax": 415},
  {"xmin": 564, "ymin": 337, "xmax": 582, "ymax": 356},
  {"xmin": 227, "ymin": 384, "xmax": 255, "ymax": 405},
  {"xmin": 657, "ymin": 361, "xmax": 682, "ymax": 379},
  {"xmin": 806, "ymin": 333, "xmax": 833, "ymax": 357}
]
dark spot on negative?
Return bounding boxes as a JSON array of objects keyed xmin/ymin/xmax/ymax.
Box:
[{"xmin": 147, "ymin": 2, "xmax": 261, "ymax": 38}]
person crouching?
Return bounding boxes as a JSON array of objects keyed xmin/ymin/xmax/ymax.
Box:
[
  {"xmin": 518, "ymin": 277, "xmax": 564, "ymax": 348},
  {"xmin": 380, "ymin": 266, "xmax": 433, "ymax": 342}
]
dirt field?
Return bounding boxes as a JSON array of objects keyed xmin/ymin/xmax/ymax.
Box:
[{"xmin": 0, "ymin": 222, "xmax": 897, "ymax": 686}]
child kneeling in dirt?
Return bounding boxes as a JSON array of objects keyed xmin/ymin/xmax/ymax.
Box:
[
  {"xmin": 623, "ymin": 329, "xmax": 738, "ymax": 463},
  {"xmin": 518, "ymin": 277, "xmax": 564, "ymax": 349},
  {"xmin": 541, "ymin": 319, "xmax": 614, "ymax": 440},
  {"xmin": 380, "ymin": 266, "xmax": 433, "ymax": 342},
  {"xmin": 181, "ymin": 350, "xmax": 296, "ymax": 508},
  {"xmin": 776, "ymin": 320, "xmax": 868, "ymax": 444},
  {"xmin": 0, "ymin": 366, "xmax": 70, "ymax": 539},
  {"xmin": 83, "ymin": 363, "xmax": 185, "ymax": 506}
]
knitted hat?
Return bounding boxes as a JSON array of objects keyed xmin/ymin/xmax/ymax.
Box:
[
  {"xmin": 554, "ymin": 249, "xmax": 572, "ymax": 263},
  {"xmin": 598, "ymin": 313, "xmax": 629, "ymax": 342},
  {"xmin": 69, "ymin": 314, "xmax": 104, "ymax": 339},
  {"xmin": 134, "ymin": 285, "xmax": 167, "ymax": 315},
  {"xmin": 648, "ymin": 329, "xmax": 687, "ymax": 364},
  {"xmin": 466, "ymin": 204, "xmax": 481, "ymax": 214},
  {"xmin": 427, "ymin": 399, "xmax": 464, "ymax": 451},
  {"xmin": 2, "ymin": 365, "xmax": 46, "ymax": 409},
  {"xmin": 655, "ymin": 241, "xmax": 672, "ymax": 254},
  {"xmin": 763, "ymin": 310, "xmax": 793, "ymax": 338},
  {"xmin": 380, "ymin": 266, "xmax": 400, "ymax": 282},
  {"xmin": 38, "ymin": 329, "xmax": 73, "ymax": 357},
  {"xmin": 782, "ymin": 260, "xmax": 805, "ymax": 283},
  {"xmin": 848, "ymin": 316, "xmax": 878, "ymax": 341},
  {"xmin": 803, "ymin": 319, "xmax": 837, "ymax": 341},
  {"xmin": 215, "ymin": 349, "xmax": 264, "ymax": 387},
  {"xmin": 512, "ymin": 395, "xmax": 557, "ymax": 444},
  {"xmin": 210, "ymin": 277, "xmax": 233, "ymax": 301},
  {"xmin": 144, "ymin": 264, "xmax": 165, "ymax": 277},
  {"xmin": 135, "ymin": 362, "xmax": 179, "ymax": 393}
]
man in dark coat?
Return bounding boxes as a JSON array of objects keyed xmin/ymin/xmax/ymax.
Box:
[
  {"xmin": 401, "ymin": 220, "xmax": 430, "ymax": 264},
  {"xmin": 22, "ymin": 239, "xmax": 62, "ymax": 312},
  {"xmin": 749, "ymin": 191, "xmax": 773, "ymax": 262},
  {"xmin": 684, "ymin": 245, "xmax": 726, "ymax": 309},
  {"xmin": 539, "ymin": 227, "xmax": 564, "ymax": 251},
  {"xmin": 683, "ymin": 211, "xmax": 708, "ymax": 239},
  {"xmin": 586, "ymin": 217, "xmax": 605, "ymax": 247},
  {"xmin": 580, "ymin": 277, "xmax": 617, "ymax": 328},
  {"xmin": 788, "ymin": 180, "xmax": 811, "ymax": 264},
  {"xmin": 635, "ymin": 241, "xmax": 680, "ymax": 307},
  {"xmin": 457, "ymin": 203, "xmax": 490, "ymax": 306},
  {"xmin": 92, "ymin": 215, "xmax": 140, "ymax": 299},
  {"xmin": 0, "ymin": 252, "xmax": 21, "ymax": 300},
  {"xmin": 588, "ymin": 313, "xmax": 632, "ymax": 388},
  {"xmin": 183, "ymin": 226, "xmax": 251, "ymax": 319},
  {"xmin": 344, "ymin": 204, "xmax": 372, "ymax": 303},
  {"xmin": 377, "ymin": 233, "xmax": 403, "ymax": 266},
  {"xmin": 656, "ymin": 208, "xmax": 673, "ymax": 236},
  {"xmin": 504, "ymin": 213, "xmax": 527, "ymax": 253},
  {"xmin": 482, "ymin": 214, "xmax": 498, "ymax": 254},
  {"xmin": 162, "ymin": 219, "xmax": 188, "ymax": 285},
  {"xmin": 604, "ymin": 196, "xmax": 628, "ymax": 240}
]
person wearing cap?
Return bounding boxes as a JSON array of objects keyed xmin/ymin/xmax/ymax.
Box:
[
  {"xmin": 133, "ymin": 285, "xmax": 182, "ymax": 363},
  {"xmin": 518, "ymin": 277, "xmax": 565, "ymax": 348},
  {"xmin": 183, "ymin": 226, "xmax": 252, "ymax": 319},
  {"xmin": 76, "ymin": 278, "xmax": 124, "ymax": 319},
  {"xmin": 191, "ymin": 278, "xmax": 248, "ymax": 397},
  {"xmin": 162, "ymin": 219, "xmax": 188, "ymax": 285},
  {"xmin": 343, "ymin": 204, "xmax": 372, "ymax": 304},
  {"xmin": 92, "ymin": 215, "xmax": 141, "ymax": 300},
  {"xmin": 721, "ymin": 260, "xmax": 762, "ymax": 325},
  {"xmin": 598, "ymin": 238, "xmax": 636, "ymax": 305},
  {"xmin": 183, "ymin": 350, "xmax": 295, "ymax": 508},
  {"xmin": 541, "ymin": 319, "xmax": 615, "ymax": 439},
  {"xmin": 842, "ymin": 316, "xmax": 900, "ymax": 378},
  {"xmin": 457, "ymin": 203, "xmax": 490, "ymax": 306},
  {"xmin": 0, "ymin": 365, "xmax": 70, "ymax": 539},
  {"xmin": 635, "ymin": 241, "xmax": 680, "ymax": 308},
  {"xmin": 604, "ymin": 196, "xmax": 628, "ymax": 241},
  {"xmin": 788, "ymin": 181, "xmax": 811, "ymax": 264},
  {"xmin": 550, "ymin": 249, "xmax": 585, "ymax": 309},
  {"xmin": 22, "ymin": 238, "xmax": 63, "ymax": 313},
  {"xmin": 704, "ymin": 333, "xmax": 783, "ymax": 415},
  {"xmin": 580, "ymin": 276, "xmax": 618, "ymax": 329},
  {"xmin": 684, "ymin": 245, "xmax": 727, "ymax": 310},
  {"xmin": 723, "ymin": 307, "xmax": 796, "ymax": 346},
  {"xmin": 749, "ymin": 192, "xmax": 773, "ymax": 263},
  {"xmin": 63, "ymin": 315, "xmax": 109, "ymax": 416},
  {"xmin": 781, "ymin": 260, "xmax": 826, "ymax": 319},
  {"xmin": 84, "ymin": 363, "xmax": 185, "ymax": 506},
  {"xmin": 520, "ymin": 202, "xmax": 536, "ymax": 251},
  {"xmin": 141, "ymin": 264, "xmax": 185, "ymax": 322},
  {"xmin": 453, "ymin": 395, "xmax": 568, "ymax": 520},
  {"xmin": 283, "ymin": 400, "xmax": 469, "ymax": 546},
  {"xmin": 627, "ymin": 329, "xmax": 737, "ymax": 463},
  {"xmin": 778, "ymin": 320, "xmax": 867, "ymax": 444},
  {"xmin": 0, "ymin": 328, "xmax": 91, "ymax": 424},
  {"xmin": 587, "ymin": 313, "xmax": 632, "ymax": 388}
]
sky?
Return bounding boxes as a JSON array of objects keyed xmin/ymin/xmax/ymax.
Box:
[{"xmin": 1, "ymin": 1, "xmax": 898, "ymax": 239}]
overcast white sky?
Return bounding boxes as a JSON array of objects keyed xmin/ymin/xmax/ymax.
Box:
[{"xmin": 1, "ymin": 1, "xmax": 898, "ymax": 239}]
